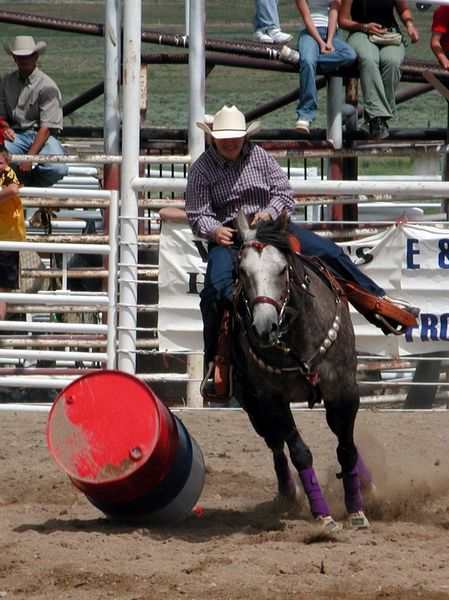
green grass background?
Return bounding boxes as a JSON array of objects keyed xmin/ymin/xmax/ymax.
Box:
[{"xmin": 0, "ymin": 0, "xmax": 444, "ymax": 175}]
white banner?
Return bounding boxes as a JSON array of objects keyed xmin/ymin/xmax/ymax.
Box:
[{"xmin": 158, "ymin": 222, "xmax": 449, "ymax": 356}]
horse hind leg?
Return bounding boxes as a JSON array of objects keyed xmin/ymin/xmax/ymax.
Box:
[{"xmin": 325, "ymin": 402, "xmax": 371, "ymax": 529}]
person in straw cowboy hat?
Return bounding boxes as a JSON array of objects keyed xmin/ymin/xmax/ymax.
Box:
[
  {"xmin": 185, "ymin": 105, "xmax": 419, "ymax": 398},
  {"xmin": 0, "ymin": 35, "xmax": 67, "ymax": 187}
]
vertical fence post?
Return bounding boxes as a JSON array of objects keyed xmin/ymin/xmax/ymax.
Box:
[
  {"xmin": 107, "ymin": 190, "xmax": 119, "ymax": 369},
  {"xmin": 118, "ymin": 0, "xmax": 141, "ymax": 373},
  {"xmin": 186, "ymin": 0, "xmax": 206, "ymax": 407},
  {"xmin": 104, "ymin": 0, "xmax": 121, "ymax": 190},
  {"xmin": 326, "ymin": 76, "xmax": 343, "ymax": 222}
]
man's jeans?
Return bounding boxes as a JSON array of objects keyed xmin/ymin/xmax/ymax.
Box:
[
  {"xmin": 297, "ymin": 28, "xmax": 356, "ymax": 123},
  {"xmin": 253, "ymin": 0, "xmax": 280, "ymax": 32},
  {"xmin": 5, "ymin": 130, "xmax": 68, "ymax": 187}
]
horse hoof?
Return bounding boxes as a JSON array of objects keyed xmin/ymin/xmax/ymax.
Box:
[
  {"xmin": 315, "ymin": 515, "xmax": 343, "ymax": 534},
  {"xmin": 346, "ymin": 511, "xmax": 370, "ymax": 529}
]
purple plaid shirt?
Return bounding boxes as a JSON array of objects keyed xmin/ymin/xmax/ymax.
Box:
[{"xmin": 185, "ymin": 141, "xmax": 294, "ymax": 239}]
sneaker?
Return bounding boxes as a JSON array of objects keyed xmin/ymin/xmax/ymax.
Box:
[
  {"xmin": 295, "ymin": 118, "xmax": 310, "ymax": 135},
  {"xmin": 267, "ymin": 28, "xmax": 293, "ymax": 44},
  {"xmin": 253, "ymin": 29, "xmax": 274, "ymax": 43},
  {"xmin": 382, "ymin": 295, "xmax": 420, "ymax": 318},
  {"xmin": 279, "ymin": 45, "xmax": 300, "ymax": 65},
  {"xmin": 369, "ymin": 116, "xmax": 389, "ymax": 140}
]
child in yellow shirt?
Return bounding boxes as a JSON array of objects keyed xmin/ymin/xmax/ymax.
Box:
[{"xmin": 0, "ymin": 147, "xmax": 26, "ymax": 319}]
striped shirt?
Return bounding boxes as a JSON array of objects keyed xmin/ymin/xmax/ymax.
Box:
[{"xmin": 185, "ymin": 142, "xmax": 294, "ymax": 240}]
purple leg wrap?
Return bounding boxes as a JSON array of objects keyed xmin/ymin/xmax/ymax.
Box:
[
  {"xmin": 342, "ymin": 466, "xmax": 363, "ymax": 514},
  {"xmin": 299, "ymin": 467, "xmax": 330, "ymax": 518},
  {"xmin": 356, "ymin": 452, "xmax": 373, "ymax": 491}
]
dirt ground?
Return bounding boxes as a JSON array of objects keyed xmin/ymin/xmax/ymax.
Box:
[{"xmin": 0, "ymin": 407, "xmax": 448, "ymax": 600}]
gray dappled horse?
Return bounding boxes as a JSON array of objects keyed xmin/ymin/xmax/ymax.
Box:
[{"xmin": 231, "ymin": 210, "xmax": 373, "ymax": 531}]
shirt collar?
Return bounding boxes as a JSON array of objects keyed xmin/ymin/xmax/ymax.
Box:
[{"xmin": 15, "ymin": 67, "xmax": 40, "ymax": 85}]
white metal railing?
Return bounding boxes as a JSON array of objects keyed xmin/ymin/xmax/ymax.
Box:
[{"xmin": 0, "ymin": 187, "xmax": 118, "ymax": 388}]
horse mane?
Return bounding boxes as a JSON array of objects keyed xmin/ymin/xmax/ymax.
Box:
[{"xmin": 254, "ymin": 218, "xmax": 294, "ymax": 257}]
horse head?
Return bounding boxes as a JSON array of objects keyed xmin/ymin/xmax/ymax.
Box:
[{"xmin": 236, "ymin": 210, "xmax": 291, "ymax": 348}]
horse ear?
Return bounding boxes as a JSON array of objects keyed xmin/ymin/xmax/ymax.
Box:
[{"xmin": 236, "ymin": 210, "xmax": 253, "ymax": 242}]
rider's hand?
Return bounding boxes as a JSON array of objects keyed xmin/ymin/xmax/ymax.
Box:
[{"xmin": 214, "ymin": 226, "xmax": 236, "ymax": 247}]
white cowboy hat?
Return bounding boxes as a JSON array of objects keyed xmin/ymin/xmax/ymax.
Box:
[
  {"xmin": 197, "ymin": 105, "xmax": 261, "ymax": 139},
  {"xmin": 4, "ymin": 36, "xmax": 47, "ymax": 57}
]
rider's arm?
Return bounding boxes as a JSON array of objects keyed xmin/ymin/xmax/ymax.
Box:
[{"xmin": 185, "ymin": 167, "xmax": 221, "ymax": 240}]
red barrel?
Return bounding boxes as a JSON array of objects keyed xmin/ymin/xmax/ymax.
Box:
[{"xmin": 47, "ymin": 370, "xmax": 205, "ymax": 522}]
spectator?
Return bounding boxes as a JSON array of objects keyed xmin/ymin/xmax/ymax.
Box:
[
  {"xmin": 253, "ymin": 0, "xmax": 293, "ymax": 44},
  {"xmin": 0, "ymin": 147, "xmax": 25, "ymax": 320},
  {"xmin": 430, "ymin": 4, "xmax": 449, "ymax": 70},
  {"xmin": 338, "ymin": 0, "xmax": 419, "ymax": 139},
  {"xmin": 185, "ymin": 105, "xmax": 419, "ymax": 387},
  {"xmin": 0, "ymin": 36, "xmax": 68, "ymax": 187},
  {"xmin": 293, "ymin": 0, "xmax": 357, "ymax": 135}
]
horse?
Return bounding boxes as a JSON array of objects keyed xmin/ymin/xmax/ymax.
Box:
[{"xmin": 230, "ymin": 210, "xmax": 373, "ymax": 531}]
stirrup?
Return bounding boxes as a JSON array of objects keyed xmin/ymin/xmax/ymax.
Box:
[{"xmin": 200, "ymin": 362, "xmax": 233, "ymax": 404}]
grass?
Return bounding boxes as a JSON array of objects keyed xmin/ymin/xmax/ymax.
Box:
[{"xmin": 0, "ymin": 1, "xmax": 445, "ymax": 175}]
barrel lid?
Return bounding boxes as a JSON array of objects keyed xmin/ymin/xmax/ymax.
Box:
[{"xmin": 47, "ymin": 371, "xmax": 170, "ymax": 485}]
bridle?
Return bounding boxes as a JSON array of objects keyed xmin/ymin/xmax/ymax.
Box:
[
  {"xmin": 235, "ymin": 239, "xmax": 342, "ymax": 384},
  {"xmin": 237, "ymin": 240, "xmax": 292, "ymax": 331}
]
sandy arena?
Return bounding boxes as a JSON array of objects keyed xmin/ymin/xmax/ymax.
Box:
[{"xmin": 0, "ymin": 408, "xmax": 448, "ymax": 600}]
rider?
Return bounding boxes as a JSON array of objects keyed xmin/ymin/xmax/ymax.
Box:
[{"xmin": 185, "ymin": 105, "xmax": 419, "ymax": 396}]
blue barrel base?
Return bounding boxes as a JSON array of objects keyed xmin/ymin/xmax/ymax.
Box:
[{"xmin": 87, "ymin": 417, "xmax": 205, "ymax": 523}]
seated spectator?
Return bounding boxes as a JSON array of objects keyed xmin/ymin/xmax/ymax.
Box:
[
  {"xmin": 0, "ymin": 147, "xmax": 26, "ymax": 320},
  {"xmin": 294, "ymin": 0, "xmax": 357, "ymax": 135},
  {"xmin": 0, "ymin": 36, "xmax": 68, "ymax": 187},
  {"xmin": 253, "ymin": 0, "xmax": 293, "ymax": 44},
  {"xmin": 430, "ymin": 4, "xmax": 449, "ymax": 70},
  {"xmin": 338, "ymin": 0, "xmax": 419, "ymax": 139}
]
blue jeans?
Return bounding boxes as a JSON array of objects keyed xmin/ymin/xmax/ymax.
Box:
[
  {"xmin": 297, "ymin": 28, "xmax": 356, "ymax": 123},
  {"xmin": 200, "ymin": 222, "xmax": 385, "ymax": 364},
  {"xmin": 6, "ymin": 130, "xmax": 68, "ymax": 187},
  {"xmin": 253, "ymin": 0, "xmax": 280, "ymax": 32}
]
